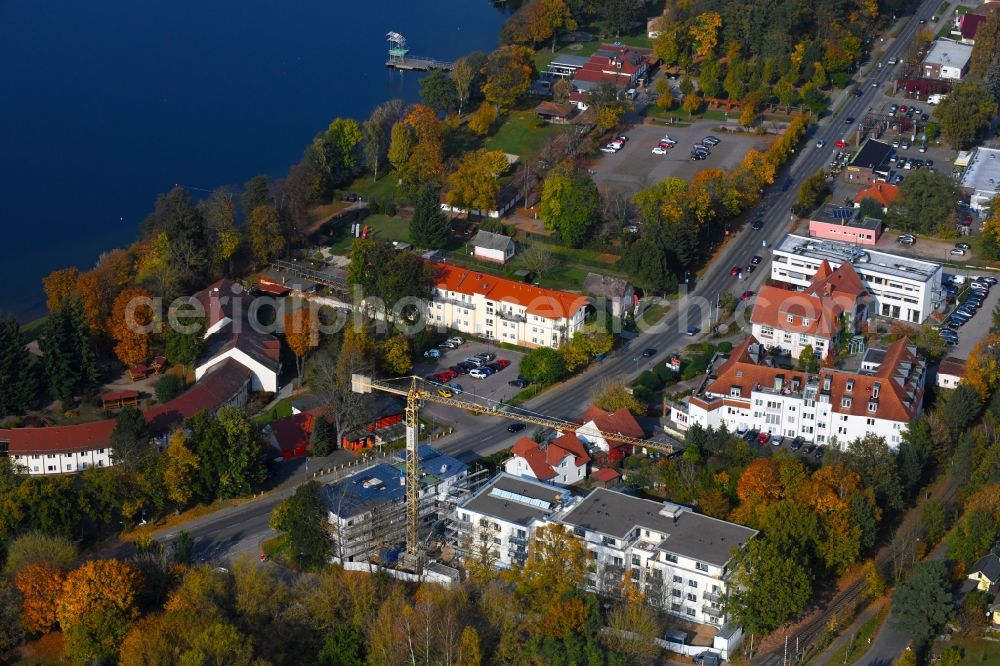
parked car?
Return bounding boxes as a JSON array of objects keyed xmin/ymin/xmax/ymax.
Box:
[
  {"xmin": 687, "ymin": 326, "xmax": 700, "ymax": 336},
  {"xmin": 485, "ymin": 362, "xmax": 502, "ymax": 372},
  {"xmin": 813, "ymin": 445, "xmax": 825, "ymax": 459},
  {"xmin": 744, "ymin": 429, "xmax": 760, "ymax": 443},
  {"xmin": 757, "ymin": 432, "xmax": 771, "ymax": 445},
  {"xmin": 507, "ymin": 422, "xmax": 526, "ymax": 433},
  {"xmin": 423, "ymin": 348, "xmax": 441, "ymax": 358},
  {"xmin": 652, "ymin": 146, "xmax": 668, "ymax": 155},
  {"xmin": 703, "ymin": 136, "xmax": 721, "ymax": 145},
  {"xmin": 600, "ymin": 145, "xmax": 617, "ymax": 153},
  {"xmin": 446, "ymin": 337, "xmax": 465, "ymax": 346},
  {"xmin": 790, "ymin": 437, "xmax": 805, "ymax": 451},
  {"xmin": 463, "ymin": 357, "xmax": 484, "ymax": 367},
  {"xmin": 448, "ymin": 382, "xmax": 464, "ymax": 394},
  {"xmin": 437, "ymin": 388, "xmax": 454, "ymax": 398},
  {"xmin": 950, "ymin": 248, "xmax": 966, "ymax": 256},
  {"xmin": 470, "ymin": 368, "xmax": 491, "ymax": 379},
  {"xmin": 476, "ymin": 352, "xmax": 496, "ymax": 362},
  {"xmin": 745, "ymin": 264, "xmax": 756, "ymax": 274},
  {"xmin": 438, "ymin": 342, "xmax": 457, "ymax": 349},
  {"xmin": 772, "ymin": 435, "xmax": 785, "ymax": 446},
  {"xmin": 509, "ymin": 377, "xmax": 530, "ymax": 388},
  {"xmin": 956, "ymin": 243, "xmax": 971, "ymax": 250},
  {"xmin": 977, "ymin": 276, "xmax": 997, "ymax": 285},
  {"xmin": 740, "ymin": 290, "xmax": 754, "ymax": 300},
  {"xmin": 450, "ymin": 365, "xmax": 469, "ymax": 375},
  {"xmin": 495, "ymin": 359, "xmax": 511, "ymax": 369}
]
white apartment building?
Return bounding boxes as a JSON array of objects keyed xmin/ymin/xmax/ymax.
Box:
[
  {"xmin": 670, "ymin": 337, "xmax": 926, "ymax": 449},
  {"xmin": 4, "ymin": 423, "xmax": 114, "ymax": 475},
  {"xmin": 751, "ymin": 260, "xmax": 871, "ymax": 359},
  {"xmin": 429, "ymin": 262, "xmax": 589, "ymax": 348},
  {"xmin": 771, "ymin": 234, "xmax": 944, "ymax": 323},
  {"xmin": 558, "ymin": 491, "xmax": 757, "ymax": 629},
  {"xmin": 504, "ymin": 434, "xmax": 590, "ymax": 486},
  {"xmin": 452, "ymin": 473, "xmax": 575, "ymax": 568}
]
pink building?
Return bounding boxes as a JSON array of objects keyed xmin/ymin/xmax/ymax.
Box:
[{"xmin": 808, "ymin": 203, "xmax": 884, "ymax": 246}]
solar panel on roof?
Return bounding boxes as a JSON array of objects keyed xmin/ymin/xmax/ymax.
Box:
[
  {"xmin": 490, "ymin": 487, "xmax": 552, "ymax": 511},
  {"xmin": 833, "ymin": 208, "xmax": 854, "ymax": 219}
]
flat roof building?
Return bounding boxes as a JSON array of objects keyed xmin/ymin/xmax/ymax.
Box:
[
  {"xmin": 845, "ymin": 139, "xmax": 894, "ymax": 184},
  {"xmin": 771, "ymin": 234, "xmax": 944, "ymax": 323},
  {"xmin": 923, "ymin": 39, "xmax": 974, "ymax": 80},
  {"xmin": 808, "ymin": 203, "xmax": 884, "ymax": 246},
  {"xmin": 959, "ymin": 146, "xmax": 1000, "ymax": 212}
]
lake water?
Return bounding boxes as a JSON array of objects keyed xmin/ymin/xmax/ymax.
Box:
[{"xmin": 0, "ymin": 0, "xmax": 508, "ymax": 321}]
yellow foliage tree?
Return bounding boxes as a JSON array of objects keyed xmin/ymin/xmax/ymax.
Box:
[
  {"xmin": 467, "ymin": 103, "xmax": 497, "ymax": 136},
  {"xmin": 504, "ymin": 523, "xmax": 592, "ymax": 613},
  {"xmin": 593, "ymin": 379, "xmax": 645, "ymax": 415},
  {"xmin": 109, "ymin": 286, "xmax": 155, "ymax": 366},
  {"xmin": 689, "ymin": 12, "xmax": 723, "ymax": 58},
  {"xmin": 379, "ymin": 333, "xmax": 412, "ymax": 375},
  {"xmin": 283, "ymin": 307, "xmax": 318, "ymax": 379},
  {"xmin": 57, "ymin": 559, "xmax": 142, "ymax": 662},
  {"xmin": 682, "ymin": 91, "xmax": 702, "ymax": 116},
  {"xmin": 163, "ymin": 429, "xmax": 200, "ymax": 508},
  {"xmin": 15, "ymin": 563, "xmax": 66, "ymax": 633},
  {"xmin": 597, "ymin": 104, "xmax": 624, "ymax": 131},
  {"xmin": 966, "ymin": 334, "xmax": 1000, "ymax": 399}
]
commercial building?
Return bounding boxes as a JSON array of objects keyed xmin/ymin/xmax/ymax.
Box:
[
  {"xmin": 959, "ymin": 146, "xmax": 1000, "ymax": 213},
  {"xmin": 670, "ymin": 336, "xmax": 926, "ymax": 449},
  {"xmin": 572, "ymin": 44, "xmax": 654, "ymax": 91},
  {"xmin": 504, "ymin": 433, "xmax": 591, "ymax": 486},
  {"xmin": 469, "ymin": 230, "xmax": 516, "ymax": 264},
  {"xmin": 451, "ymin": 473, "xmax": 575, "ymax": 568},
  {"xmin": 922, "ymin": 39, "xmax": 974, "ymax": 80},
  {"xmin": 808, "ymin": 203, "xmax": 884, "ymax": 246},
  {"xmin": 844, "ymin": 139, "xmax": 893, "ymax": 184},
  {"xmin": 751, "ymin": 260, "xmax": 871, "ymax": 359},
  {"xmin": 771, "ymin": 234, "xmax": 944, "ymax": 323},
  {"xmin": 429, "ymin": 262, "xmax": 589, "ymax": 348},
  {"xmin": 321, "ymin": 445, "xmax": 468, "ymax": 563}
]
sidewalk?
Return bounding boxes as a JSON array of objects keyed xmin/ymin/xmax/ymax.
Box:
[{"xmin": 811, "ymin": 598, "xmax": 887, "ymax": 666}]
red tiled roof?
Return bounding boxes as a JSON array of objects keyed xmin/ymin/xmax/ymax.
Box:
[
  {"xmin": 534, "ymin": 101, "xmax": 574, "ymax": 117},
  {"xmin": 255, "ymin": 282, "xmax": 290, "ymax": 296},
  {"xmin": 431, "ymin": 262, "xmax": 588, "ymax": 320},
  {"xmin": 549, "ymin": 432, "xmax": 591, "ymax": 467},
  {"xmin": 269, "ymin": 412, "xmax": 314, "ymax": 454},
  {"xmin": 511, "ymin": 436, "xmax": 558, "ymax": 480},
  {"xmin": 590, "ymin": 467, "xmax": 621, "ymax": 482},
  {"xmin": 938, "ymin": 356, "xmax": 966, "ymax": 378},
  {"xmin": 751, "ymin": 261, "xmax": 867, "ymax": 340},
  {"xmin": 101, "ymin": 391, "xmax": 139, "ymax": 402},
  {"xmin": 854, "ymin": 182, "xmax": 900, "ymax": 207},
  {"xmin": 579, "ymin": 405, "xmax": 644, "ymax": 449},
  {"xmin": 0, "ymin": 420, "xmax": 116, "ymax": 456}
]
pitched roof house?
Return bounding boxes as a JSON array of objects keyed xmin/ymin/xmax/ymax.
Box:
[
  {"xmin": 968, "ymin": 552, "xmax": 1000, "ymax": 591},
  {"xmin": 470, "ymin": 230, "xmax": 516, "ymax": 264},
  {"xmin": 505, "ymin": 433, "xmax": 591, "ymax": 485},
  {"xmin": 577, "ymin": 405, "xmax": 645, "ymax": 463}
]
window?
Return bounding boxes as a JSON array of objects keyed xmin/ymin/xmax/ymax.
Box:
[
  {"xmin": 574, "ymin": 526, "xmax": 586, "ymax": 538},
  {"xmin": 803, "ymin": 318, "xmax": 810, "ymax": 326},
  {"xmin": 687, "ymin": 593, "xmax": 697, "ymax": 601},
  {"xmin": 846, "ymin": 380, "xmax": 854, "ymax": 392},
  {"xmin": 672, "ymin": 589, "xmax": 682, "ymax": 597},
  {"xmin": 688, "ymin": 580, "xmax": 698, "ymax": 588},
  {"xmin": 787, "ymin": 314, "xmax": 794, "ymax": 324},
  {"xmin": 665, "ymin": 553, "xmax": 678, "ymax": 563},
  {"xmin": 730, "ymin": 386, "xmax": 741, "ymax": 397},
  {"xmin": 696, "ymin": 562, "xmax": 709, "ymax": 572},
  {"xmin": 841, "ymin": 397, "xmax": 852, "ymax": 408},
  {"xmin": 686, "ymin": 608, "xmax": 696, "ymax": 617},
  {"xmin": 47, "ymin": 465, "xmax": 55, "ymax": 472},
  {"xmin": 872, "ymin": 383, "xmax": 880, "ymax": 399},
  {"xmin": 760, "ymin": 325, "xmax": 774, "ymax": 336},
  {"xmin": 673, "ymin": 575, "xmax": 683, "ymax": 583},
  {"xmin": 603, "ymin": 536, "xmax": 616, "ymax": 547},
  {"xmin": 868, "ymin": 401, "xmax": 877, "ymax": 413}
]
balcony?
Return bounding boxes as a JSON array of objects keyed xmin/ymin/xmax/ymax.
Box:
[
  {"xmin": 702, "ymin": 605, "xmax": 722, "ymax": 617},
  {"xmin": 437, "ymin": 296, "xmax": 476, "ymax": 310},
  {"xmin": 703, "ymin": 591, "xmax": 722, "ymax": 603},
  {"xmin": 509, "ymin": 535, "xmax": 528, "ymax": 546},
  {"xmin": 497, "ymin": 309, "xmax": 526, "ymax": 323}
]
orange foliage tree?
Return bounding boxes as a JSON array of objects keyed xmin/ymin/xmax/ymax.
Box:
[
  {"xmin": 42, "ymin": 267, "xmax": 81, "ymax": 313},
  {"xmin": 966, "ymin": 334, "xmax": 1000, "ymax": 400},
  {"xmin": 57, "ymin": 559, "xmax": 142, "ymax": 661},
  {"xmin": 109, "ymin": 287, "xmax": 156, "ymax": 366},
  {"xmin": 15, "ymin": 563, "xmax": 66, "ymax": 633}
]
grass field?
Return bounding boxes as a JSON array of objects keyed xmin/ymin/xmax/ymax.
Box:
[
  {"xmin": 936, "ymin": 635, "xmax": 1000, "ymax": 665},
  {"xmin": 643, "ymin": 105, "xmax": 729, "ymax": 122},
  {"xmin": 485, "ymin": 110, "xmax": 573, "ymax": 160},
  {"xmin": 345, "ymin": 171, "xmax": 400, "ymax": 202},
  {"xmin": 256, "ymin": 397, "xmax": 292, "ymax": 425}
]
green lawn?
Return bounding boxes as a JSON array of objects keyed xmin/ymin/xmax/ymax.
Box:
[
  {"xmin": 934, "ymin": 635, "xmax": 1000, "ymax": 665},
  {"xmin": 643, "ymin": 104, "xmax": 728, "ymax": 123},
  {"xmin": 345, "ymin": 171, "xmax": 400, "ymax": 202},
  {"xmin": 485, "ymin": 110, "xmax": 572, "ymax": 161},
  {"xmin": 256, "ymin": 398, "xmax": 292, "ymax": 425}
]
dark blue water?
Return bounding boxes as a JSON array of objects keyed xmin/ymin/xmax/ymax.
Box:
[{"xmin": 0, "ymin": 1, "xmax": 507, "ymax": 321}]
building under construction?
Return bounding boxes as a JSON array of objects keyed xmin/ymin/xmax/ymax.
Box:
[{"xmin": 320, "ymin": 445, "xmax": 483, "ymax": 564}]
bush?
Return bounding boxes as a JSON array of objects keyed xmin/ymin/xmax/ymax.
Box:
[
  {"xmin": 368, "ymin": 199, "xmax": 383, "ymax": 214},
  {"xmin": 654, "ymin": 364, "xmax": 675, "ymax": 385},
  {"xmin": 717, "ymin": 341, "xmax": 733, "ymax": 353},
  {"xmin": 519, "ymin": 348, "xmax": 566, "ymax": 385},
  {"xmin": 633, "ymin": 385, "xmax": 654, "ymax": 404},
  {"xmin": 384, "ymin": 202, "xmax": 397, "ymax": 216},
  {"xmin": 636, "ymin": 370, "xmax": 661, "ymax": 391},
  {"xmin": 155, "ymin": 374, "xmax": 183, "ymax": 403}
]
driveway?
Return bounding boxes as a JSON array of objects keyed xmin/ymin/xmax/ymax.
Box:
[{"xmin": 590, "ymin": 121, "xmax": 772, "ymax": 197}]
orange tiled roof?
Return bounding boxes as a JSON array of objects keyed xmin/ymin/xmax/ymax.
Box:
[
  {"xmin": 511, "ymin": 437, "xmax": 558, "ymax": 480},
  {"xmin": 751, "ymin": 261, "xmax": 868, "ymax": 339},
  {"xmin": 512, "ymin": 433, "xmax": 591, "ymax": 480},
  {"xmin": 938, "ymin": 356, "xmax": 967, "ymax": 378},
  {"xmin": 854, "ymin": 182, "xmax": 900, "ymax": 207},
  {"xmin": 431, "ymin": 262, "xmax": 589, "ymax": 320},
  {"xmin": 579, "ymin": 405, "xmax": 644, "ymax": 449}
]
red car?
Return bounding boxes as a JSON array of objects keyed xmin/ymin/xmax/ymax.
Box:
[
  {"xmin": 657, "ymin": 141, "xmax": 674, "ymax": 149},
  {"xmin": 757, "ymin": 432, "xmax": 771, "ymax": 445},
  {"xmin": 730, "ymin": 266, "xmax": 741, "ymax": 276},
  {"xmin": 898, "ymin": 105, "xmax": 907, "ymax": 113},
  {"xmin": 495, "ymin": 359, "xmax": 511, "ymax": 369},
  {"xmin": 740, "ymin": 290, "xmax": 754, "ymax": 301},
  {"xmin": 834, "ymin": 139, "xmax": 848, "ymax": 148}
]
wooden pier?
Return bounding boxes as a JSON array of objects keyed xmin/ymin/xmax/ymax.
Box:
[{"xmin": 386, "ymin": 56, "xmax": 453, "ymax": 71}]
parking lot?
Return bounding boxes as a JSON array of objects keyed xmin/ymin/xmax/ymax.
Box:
[
  {"xmin": 590, "ymin": 120, "xmax": 774, "ymax": 196},
  {"xmin": 738, "ymin": 428, "xmax": 829, "ymax": 464},
  {"xmin": 412, "ymin": 339, "xmax": 525, "ymax": 407},
  {"xmin": 944, "ymin": 274, "xmax": 999, "ymax": 360}
]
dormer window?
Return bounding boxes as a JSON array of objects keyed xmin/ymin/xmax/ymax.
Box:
[
  {"xmin": 787, "ymin": 314, "xmax": 794, "ymax": 324},
  {"xmin": 846, "ymin": 380, "xmax": 854, "ymax": 393},
  {"xmin": 868, "ymin": 400, "xmax": 877, "ymax": 413},
  {"xmin": 730, "ymin": 386, "xmax": 742, "ymax": 397},
  {"xmin": 872, "ymin": 382, "xmax": 880, "ymax": 399},
  {"xmin": 823, "ymin": 376, "xmax": 831, "ymax": 391},
  {"xmin": 841, "ymin": 397, "xmax": 852, "ymax": 408},
  {"xmin": 803, "ymin": 318, "xmax": 810, "ymax": 326}
]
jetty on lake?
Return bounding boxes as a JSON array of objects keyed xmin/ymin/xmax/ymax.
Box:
[{"xmin": 385, "ymin": 31, "xmax": 453, "ymax": 71}]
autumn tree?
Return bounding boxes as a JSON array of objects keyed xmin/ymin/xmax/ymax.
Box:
[
  {"xmin": 109, "ymin": 286, "xmax": 155, "ymax": 367},
  {"xmin": 456, "ymin": 625, "xmax": 482, "ymax": 666},
  {"xmin": 481, "ymin": 45, "xmax": 536, "ymax": 110},
  {"xmin": 604, "ymin": 598, "xmax": 661, "ymax": 663},
  {"xmin": 450, "ymin": 51, "xmax": 486, "ymax": 116},
  {"xmin": 467, "ymin": 102, "xmax": 498, "ymax": 136},
  {"xmin": 284, "ymin": 306, "xmax": 318, "ymax": 380},
  {"xmin": 520, "ymin": 243, "xmax": 560, "ymax": 282},
  {"xmin": 971, "ymin": 9, "xmax": 1000, "ymax": 75},
  {"xmin": 690, "ymin": 12, "xmax": 722, "ymax": 57},
  {"xmin": 539, "ymin": 164, "xmax": 602, "ymax": 247},
  {"xmin": 42, "ymin": 267, "xmax": 81, "ymax": 313},
  {"xmin": 57, "ymin": 559, "xmax": 142, "ymax": 663},
  {"xmin": 362, "ymin": 98, "xmax": 405, "ymax": 182},
  {"xmin": 379, "ymin": 333, "xmax": 412, "ymax": 375},
  {"xmin": 446, "ymin": 149, "xmax": 509, "ymax": 215},
  {"xmin": 4, "ymin": 532, "xmax": 77, "ymax": 576},
  {"xmin": 508, "ymin": 0, "xmax": 577, "ymax": 52},
  {"xmin": 504, "ymin": 523, "xmax": 591, "ymax": 612},
  {"xmin": 795, "ymin": 169, "xmax": 830, "ymax": 213},
  {"xmin": 15, "ymin": 563, "xmax": 66, "ymax": 633},
  {"xmin": 593, "ymin": 379, "xmax": 644, "ymax": 414},
  {"xmin": 409, "ymin": 185, "xmax": 449, "ymax": 249},
  {"xmin": 247, "ymin": 204, "xmax": 285, "ymax": 265},
  {"xmin": 163, "ymin": 430, "xmax": 200, "ymax": 508},
  {"xmin": 936, "ymin": 82, "xmax": 997, "ymax": 149},
  {"xmin": 682, "ymin": 91, "xmax": 702, "ymax": 116},
  {"xmin": 966, "ymin": 333, "xmax": 1000, "ymax": 399}
]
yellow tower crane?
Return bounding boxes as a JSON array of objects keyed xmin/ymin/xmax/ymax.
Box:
[{"xmin": 352, "ymin": 373, "xmax": 676, "ymax": 572}]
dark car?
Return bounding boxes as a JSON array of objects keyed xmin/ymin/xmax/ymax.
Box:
[
  {"xmin": 790, "ymin": 437, "xmax": 805, "ymax": 451},
  {"xmin": 642, "ymin": 348, "xmax": 656, "ymax": 357},
  {"xmin": 744, "ymin": 429, "xmax": 760, "ymax": 443},
  {"xmin": 507, "ymin": 423, "xmax": 526, "ymax": 433},
  {"xmin": 450, "ymin": 365, "xmax": 469, "ymax": 375},
  {"xmin": 745, "ymin": 264, "xmax": 756, "ymax": 274},
  {"xmin": 845, "ymin": 116, "xmax": 855, "ymax": 124},
  {"xmin": 751, "ymin": 220, "xmax": 764, "ymax": 231},
  {"xmin": 486, "ymin": 362, "xmax": 502, "ymax": 372},
  {"xmin": 476, "ymin": 352, "xmax": 496, "ymax": 362},
  {"xmin": 509, "ymin": 377, "xmax": 530, "ymax": 389},
  {"xmin": 854, "ymin": 89, "xmax": 863, "ymax": 97},
  {"xmin": 803, "ymin": 444, "xmax": 816, "ymax": 455},
  {"xmin": 687, "ymin": 326, "xmax": 700, "ymax": 336},
  {"xmin": 813, "ymin": 445, "xmax": 825, "ymax": 459},
  {"xmin": 751, "ymin": 255, "xmax": 763, "ymax": 264}
]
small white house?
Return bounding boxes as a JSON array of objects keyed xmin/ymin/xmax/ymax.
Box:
[
  {"xmin": 504, "ymin": 434, "xmax": 590, "ymax": 486},
  {"xmin": 471, "ymin": 230, "xmax": 516, "ymax": 264},
  {"xmin": 937, "ymin": 357, "xmax": 966, "ymax": 390}
]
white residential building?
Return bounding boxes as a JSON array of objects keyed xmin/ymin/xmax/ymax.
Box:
[
  {"xmin": 429, "ymin": 262, "xmax": 589, "ymax": 348},
  {"xmin": 771, "ymin": 234, "xmax": 944, "ymax": 323},
  {"xmin": 937, "ymin": 356, "xmax": 966, "ymax": 389},
  {"xmin": 670, "ymin": 337, "xmax": 926, "ymax": 449},
  {"xmin": 504, "ymin": 433, "xmax": 591, "ymax": 486},
  {"xmin": 558, "ymin": 491, "xmax": 757, "ymax": 629},
  {"xmin": 751, "ymin": 260, "xmax": 871, "ymax": 359},
  {"xmin": 452, "ymin": 473, "xmax": 576, "ymax": 568}
]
